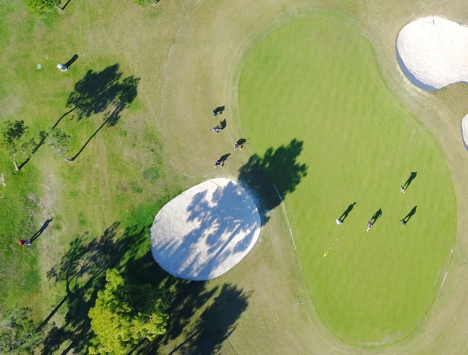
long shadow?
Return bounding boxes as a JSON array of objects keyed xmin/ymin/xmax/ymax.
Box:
[
  {"xmin": 57, "ymin": 0, "xmax": 74, "ymax": 10},
  {"xmin": 41, "ymin": 201, "xmax": 223, "ymax": 354},
  {"xmin": 30, "ymin": 218, "xmax": 53, "ymax": 243},
  {"xmin": 67, "ymin": 108, "xmax": 118, "ymax": 161},
  {"xmin": 401, "ymin": 205, "xmax": 417, "ymax": 224},
  {"xmin": 29, "ymin": 107, "xmax": 78, "ymax": 157},
  {"xmin": 403, "ymin": 171, "xmax": 417, "ymax": 190},
  {"xmin": 138, "ymin": 284, "xmax": 250, "ymax": 355},
  {"xmin": 170, "ymin": 284, "xmax": 250, "ymax": 354},
  {"xmin": 41, "ymin": 222, "xmax": 131, "ymax": 354},
  {"xmin": 338, "ymin": 202, "xmax": 356, "ymax": 222},
  {"xmin": 18, "ymin": 65, "xmax": 139, "ymax": 169},
  {"xmin": 65, "ymin": 70, "xmax": 140, "ymax": 161},
  {"xmin": 64, "ymin": 54, "xmax": 78, "ymax": 68},
  {"xmin": 371, "ymin": 208, "xmax": 383, "ymax": 224}
]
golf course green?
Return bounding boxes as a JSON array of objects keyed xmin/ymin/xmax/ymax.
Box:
[{"xmin": 239, "ymin": 14, "xmax": 456, "ymax": 347}]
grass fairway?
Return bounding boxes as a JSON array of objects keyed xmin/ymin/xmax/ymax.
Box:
[{"xmin": 239, "ymin": 15, "xmax": 456, "ymax": 346}]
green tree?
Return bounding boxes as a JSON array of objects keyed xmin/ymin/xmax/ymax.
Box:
[
  {"xmin": 25, "ymin": 0, "xmax": 60, "ymax": 15},
  {"xmin": 41, "ymin": 128, "xmax": 72, "ymax": 162},
  {"xmin": 2, "ymin": 120, "xmax": 36, "ymax": 171},
  {"xmin": 0, "ymin": 307, "xmax": 42, "ymax": 354},
  {"xmin": 133, "ymin": 0, "xmax": 158, "ymax": 7},
  {"xmin": 88, "ymin": 269, "xmax": 169, "ymax": 355}
]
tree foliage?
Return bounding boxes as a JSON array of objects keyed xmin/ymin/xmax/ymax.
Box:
[
  {"xmin": 0, "ymin": 307, "xmax": 42, "ymax": 354},
  {"xmin": 41, "ymin": 128, "xmax": 72, "ymax": 161},
  {"xmin": 2, "ymin": 120, "xmax": 36, "ymax": 170},
  {"xmin": 88, "ymin": 268, "xmax": 169, "ymax": 355},
  {"xmin": 133, "ymin": 0, "xmax": 158, "ymax": 7},
  {"xmin": 25, "ymin": 0, "xmax": 60, "ymax": 15}
]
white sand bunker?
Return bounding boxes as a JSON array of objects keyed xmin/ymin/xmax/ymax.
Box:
[
  {"xmin": 150, "ymin": 178, "xmax": 261, "ymax": 281},
  {"xmin": 461, "ymin": 114, "xmax": 468, "ymax": 150},
  {"xmin": 397, "ymin": 16, "xmax": 468, "ymax": 91}
]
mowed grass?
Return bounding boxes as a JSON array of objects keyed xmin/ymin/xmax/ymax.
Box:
[{"xmin": 239, "ymin": 15, "xmax": 456, "ymax": 346}]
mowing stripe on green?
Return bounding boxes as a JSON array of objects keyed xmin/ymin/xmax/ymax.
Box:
[{"xmin": 239, "ymin": 15, "xmax": 456, "ymax": 347}]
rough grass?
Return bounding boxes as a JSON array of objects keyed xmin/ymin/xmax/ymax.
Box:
[
  {"xmin": 238, "ymin": 15, "xmax": 456, "ymax": 346},
  {"xmin": 0, "ymin": 0, "xmax": 187, "ymax": 333},
  {"xmin": 0, "ymin": 152, "xmax": 40, "ymax": 310}
]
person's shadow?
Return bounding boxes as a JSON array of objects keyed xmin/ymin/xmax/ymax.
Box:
[
  {"xmin": 64, "ymin": 54, "xmax": 79, "ymax": 68},
  {"xmin": 236, "ymin": 138, "xmax": 247, "ymax": 147},
  {"xmin": 213, "ymin": 106, "xmax": 225, "ymax": 115},
  {"xmin": 370, "ymin": 208, "xmax": 382, "ymax": 224},
  {"xmin": 31, "ymin": 218, "xmax": 53, "ymax": 243},
  {"xmin": 219, "ymin": 153, "xmax": 231, "ymax": 166},
  {"xmin": 401, "ymin": 206, "xmax": 417, "ymax": 224},
  {"xmin": 403, "ymin": 171, "xmax": 417, "ymax": 190},
  {"xmin": 338, "ymin": 202, "xmax": 356, "ymax": 222},
  {"xmin": 219, "ymin": 119, "xmax": 227, "ymax": 129}
]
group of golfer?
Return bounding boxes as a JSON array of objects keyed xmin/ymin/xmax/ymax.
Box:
[
  {"xmin": 211, "ymin": 107, "xmax": 242, "ymax": 168},
  {"xmin": 336, "ymin": 172, "xmax": 418, "ymax": 231}
]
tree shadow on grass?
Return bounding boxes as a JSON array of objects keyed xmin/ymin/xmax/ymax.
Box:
[
  {"xmin": 22, "ymin": 65, "xmax": 140, "ymax": 169},
  {"xmin": 41, "ymin": 221, "xmax": 161, "ymax": 354},
  {"xmin": 136, "ymin": 283, "xmax": 250, "ymax": 355},
  {"xmin": 41, "ymin": 216, "xmax": 235, "ymax": 354},
  {"xmin": 168, "ymin": 284, "xmax": 250, "ymax": 355},
  {"xmin": 238, "ymin": 138, "xmax": 308, "ymax": 219},
  {"xmin": 66, "ymin": 64, "xmax": 126, "ymax": 120},
  {"xmin": 66, "ymin": 68, "xmax": 140, "ymax": 161},
  {"xmin": 41, "ymin": 222, "xmax": 125, "ymax": 354}
]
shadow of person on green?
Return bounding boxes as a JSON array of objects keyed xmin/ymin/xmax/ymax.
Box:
[
  {"xmin": 400, "ymin": 205, "xmax": 417, "ymax": 225},
  {"xmin": 403, "ymin": 171, "xmax": 417, "ymax": 190},
  {"xmin": 338, "ymin": 202, "xmax": 356, "ymax": 223}
]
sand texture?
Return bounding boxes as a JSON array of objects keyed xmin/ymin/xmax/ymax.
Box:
[
  {"xmin": 150, "ymin": 178, "xmax": 261, "ymax": 281},
  {"xmin": 397, "ymin": 16, "xmax": 468, "ymax": 91},
  {"xmin": 461, "ymin": 114, "xmax": 468, "ymax": 150}
]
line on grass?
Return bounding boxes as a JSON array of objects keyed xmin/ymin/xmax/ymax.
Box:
[
  {"xmin": 158, "ymin": 0, "xmax": 204, "ymax": 156},
  {"xmin": 273, "ymin": 184, "xmax": 302, "ymax": 271}
]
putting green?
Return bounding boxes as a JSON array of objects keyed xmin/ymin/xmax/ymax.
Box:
[{"xmin": 239, "ymin": 15, "xmax": 456, "ymax": 346}]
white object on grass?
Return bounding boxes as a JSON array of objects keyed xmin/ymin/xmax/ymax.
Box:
[
  {"xmin": 461, "ymin": 114, "xmax": 468, "ymax": 150},
  {"xmin": 150, "ymin": 178, "xmax": 261, "ymax": 281},
  {"xmin": 397, "ymin": 16, "xmax": 468, "ymax": 90},
  {"xmin": 56, "ymin": 64, "xmax": 68, "ymax": 71}
]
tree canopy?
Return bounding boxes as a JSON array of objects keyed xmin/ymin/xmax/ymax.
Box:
[
  {"xmin": 88, "ymin": 268, "xmax": 169, "ymax": 355},
  {"xmin": 1, "ymin": 120, "xmax": 36, "ymax": 170},
  {"xmin": 0, "ymin": 307, "xmax": 42, "ymax": 354},
  {"xmin": 26, "ymin": 0, "xmax": 60, "ymax": 15},
  {"xmin": 41, "ymin": 128, "xmax": 72, "ymax": 161}
]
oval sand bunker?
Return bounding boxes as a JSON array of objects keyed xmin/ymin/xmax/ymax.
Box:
[
  {"xmin": 462, "ymin": 114, "xmax": 468, "ymax": 150},
  {"xmin": 397, "ymin": 16, "xmax": 468, "ymax": 90},
  {"xmin": 150, "ymin": 178, "xmax": 261, "ymax": 281}
]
